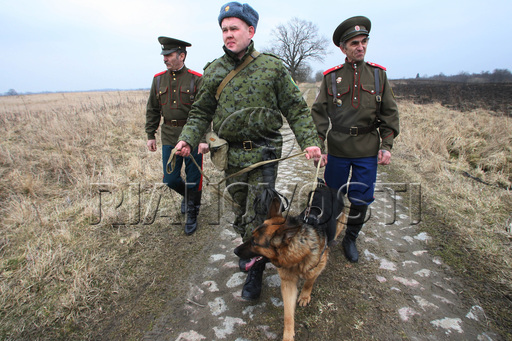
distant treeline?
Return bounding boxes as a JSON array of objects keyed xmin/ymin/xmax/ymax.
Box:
[{"xmin": 412, "ymin": 68, "xmax": 512, "ymax": 83}]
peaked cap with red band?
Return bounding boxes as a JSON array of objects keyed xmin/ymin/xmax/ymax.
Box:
[{"xmin": 332, "ymin": 16, "xmax": 371, "ymax": 47}]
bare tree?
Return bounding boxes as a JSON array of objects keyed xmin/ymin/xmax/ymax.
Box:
[{"xmin": 266, "ymin": 17, "xmax": 330, "ymax": 83}]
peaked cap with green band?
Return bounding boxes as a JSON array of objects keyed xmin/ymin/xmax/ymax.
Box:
[
  {"xmin": 158, "ymin": 36, "xmax": 191, "ymax": 55},
  {"xmin": 332, "ymin": 16, "xmax": 371, "ymax": 46}
]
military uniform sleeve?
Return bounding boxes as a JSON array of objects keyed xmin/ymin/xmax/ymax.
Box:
[
  {"xmin": 275, "ymin": 63, "xmax": 321, "ymax": 150},
  {"xmin": 310, "ymin": 76, "xmax": 331, "ymax": 152},
  {"xmin": 145, "ymin": 76, "xmax": 162, "ymax": 140},
  {"xmin": 377, "ymin": 70, "xmax": 400, "ymax": 152},
  {"xmin": 192, "ymin": 75, "xmax": 209, "ymax": 145},
  {"xmin": 178, "ymin": 73, "xmax": 216, "ymax": 149}
]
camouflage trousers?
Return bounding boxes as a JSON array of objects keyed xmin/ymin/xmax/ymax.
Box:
[{"xmin": 225, "ymin": 163, "xmax": 279, "ymax": 242}]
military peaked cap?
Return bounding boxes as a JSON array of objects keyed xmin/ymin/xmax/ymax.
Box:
[
  {"xmin": 158, "ymin": 36, "xmax": 191, "ymax": 55},
  {"xmin": 332, "ymin": 16, "xmax": 371, "ymax": 46}
]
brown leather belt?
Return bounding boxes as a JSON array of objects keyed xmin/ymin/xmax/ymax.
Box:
[{"xmin": 164, "ymin": 119, "xmax": 187, "ymax": 127}]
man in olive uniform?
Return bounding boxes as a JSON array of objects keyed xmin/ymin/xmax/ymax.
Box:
[
  {"xmin": 145, "ymin": 36, "xmax": 208, "ymax": 235},
  {"xmin": 311, "ymin": 16, "xmax": 400, "ymax": 263},
  {"xmin": 175, "ymin": 2, "xmax": 323, "ymax": 300}
]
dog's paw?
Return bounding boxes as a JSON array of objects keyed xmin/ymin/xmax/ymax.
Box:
[{"xmin": 297, "ymin": 295, "xmax": 311, "ymax": 307}]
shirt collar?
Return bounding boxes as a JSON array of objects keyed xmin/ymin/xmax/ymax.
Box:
[{"xmin": 223, "ymin": 41, "xmax": 255, "ymax": 64}]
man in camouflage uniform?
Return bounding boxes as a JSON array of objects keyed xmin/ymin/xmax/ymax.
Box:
[
  {"xmin": 175, "ymin": 2, "xmax": 323, "ymax": 300},
  {"xmin": 311, "ymin": 16, "xmax": 400, "ymax": 263},
  {"xmin": 145, "ymin": 36, "xmax": 208, "ymax": 236}
]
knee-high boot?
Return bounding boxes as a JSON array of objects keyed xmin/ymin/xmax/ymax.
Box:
[
  {"xmin": 342, "ymin": 204, "xmax": 368, "ymax": 263},
  {"xmin": 171, "ymin": 181, "xmax": 187, "ymax": 214},
  {"xmin": 241, "ymin": 258, "xmax": 268, "ymax": 300},
  {"xmin": 184, "ymin": 190, "xmax": 201, "ymax": 235}
]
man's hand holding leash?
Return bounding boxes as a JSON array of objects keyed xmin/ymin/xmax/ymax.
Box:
[{"xmin": 175, "ymin": 140, "xmax": 192, "ymax": 157}]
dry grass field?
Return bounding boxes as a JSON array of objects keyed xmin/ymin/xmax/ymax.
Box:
[{"xmin": 0, "ymin": 87, "xmax": 511, "ymax": 339}]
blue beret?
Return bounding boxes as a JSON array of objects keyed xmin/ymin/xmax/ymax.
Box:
[{"xmin": 218, "ymin": 2, "xmax": 259, "ymax": 31}]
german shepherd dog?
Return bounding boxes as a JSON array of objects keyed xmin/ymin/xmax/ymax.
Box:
[{"xmin": 234, "ymin": 182, "xmax": 346, "ymax": 341}]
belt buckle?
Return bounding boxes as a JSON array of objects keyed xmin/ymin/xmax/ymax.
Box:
[
  {"xmin": 170, "ymin": 120, "xmax": 178, "ymax": 127},
  {"xmin": 243, "ymin": 141, "xmax": 253, "ymax": 151},
  {"xmin": 349, "ymin": 127, "xmax": 358, "ymax": 136}
]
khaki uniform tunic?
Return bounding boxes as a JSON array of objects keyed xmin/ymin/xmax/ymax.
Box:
[
  {"xmin": 145, "ymin": 66, "xmax": 202, "ymax": 145},
  {"xmin": 311, "ymin": 60, "xmax": 399, "ymax": 158}
]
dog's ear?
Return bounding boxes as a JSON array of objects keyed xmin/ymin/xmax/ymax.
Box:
[
  {"xmin": 282, "ymin": 226, "xmax": 300, "ymax": 244},
  {"xmin": 268, "ymin": 196, "xmax": 283, "ymax": 218},
  {"xmin": 271, "ymin": 225, "xmax": 300, "ymax": 247}
]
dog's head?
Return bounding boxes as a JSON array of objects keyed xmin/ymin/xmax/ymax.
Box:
[{"xmin": 234, "ymin": 197, "xmax": 302, "ymax": 265}]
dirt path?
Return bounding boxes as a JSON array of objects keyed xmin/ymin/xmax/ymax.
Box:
[{"xmin": 138, "ymin": 127, "xmax": 501, "ymax": 341}]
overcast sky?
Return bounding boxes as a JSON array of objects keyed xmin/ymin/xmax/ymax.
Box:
[{"xmin": 1, "ymin": 0, "xmax": 511, "ymax": 94}]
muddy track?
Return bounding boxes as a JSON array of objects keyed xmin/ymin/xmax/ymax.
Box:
[{"xmin": 137, "ymin": 127, "xmax": 501, "ymax": 341}]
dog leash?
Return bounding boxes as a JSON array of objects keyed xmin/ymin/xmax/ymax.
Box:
[
  {"xmin": 213, "ymin": 151, "xmax": 306, "ymax": 186},
  {"xmin": 168, "ymin": 148, "xmax": 307, "ymax": 207},
  {"xmin": 303, "ymin": 155, "xmax": 323, "ymax": 221},
  {"xmin": 303, "ymin": 156, "xmax": 329, "ymax": 272}
]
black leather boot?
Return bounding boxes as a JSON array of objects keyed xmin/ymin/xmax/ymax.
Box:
[
  {"xmin": 184, "ymin": 190, "xmax": 201, "ymax": 235},
  {"xmin": 181, "ymin": 198, "xmax": 186, "ymax": 214},
  {"xmin": 170, "ymin": 181, "xmax": 187, "ymax": 214},
  {"xmin": 241, "ymin": 258, "xmax": 267, "ymax": 300},
  {"xmin": 342, "ymin": 204, "xmax": 368, "ymax": 263}
]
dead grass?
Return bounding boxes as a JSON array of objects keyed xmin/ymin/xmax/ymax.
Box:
[
  {"xmin": 390, "ymin": 100, "xmax": 512, "ymax": 334},
  {"xmin": 0, "ymin": 91, "xmax": 164, "ymax": 339},
  {"xmin": 0, "ymin": 90, "xmax": 510, "ymax": 339}
]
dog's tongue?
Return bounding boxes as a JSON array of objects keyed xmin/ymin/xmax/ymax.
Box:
[{"xmin": 245, "ymin": 256, "xmax": 262, "ymax": 271}]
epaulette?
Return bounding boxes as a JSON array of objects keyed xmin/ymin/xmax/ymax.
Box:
[
  {"xmin": 188, "ymin": 69, "xmax": 202, "ymax": 77},
  {"xmin": 154, "ymin": 70, "xmax": 166, "ymax": 78},
  {"xmin": 203, "ymin": 59, "xmax": 217, "ymax": 71},
  {"xmin": 366, "ymin": 62, "xmax": 386, "ymax": 71},
  {"xmin": 262, "ymin": 52, "xmax": 280, "ymax": 59},
  {"xmin": 323, "ymin": 64, "xmax": 344, "ymax": 75}
]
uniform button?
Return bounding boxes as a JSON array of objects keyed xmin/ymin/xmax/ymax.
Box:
[
  {"xmin": 354, "ymin": 97, "xmax": 357, "ymax": 100},
  {"xmin": 174, "ymin": 90, "xmax": 176, "ymax": 92},
  {"xmin": 173, "ymin": 101, "xmax": 176, "ymax": 104},
  {"xmin": 355, "ymin": 85, "xmax": 358, "ymax": 88}
]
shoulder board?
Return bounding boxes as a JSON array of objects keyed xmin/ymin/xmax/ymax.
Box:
[
  {"xmin": 154, "ymin": 70, "xmax": 166, "ymax": 78},
  {"xmin": 323, "ymin": 64, "xmax": 344, "ymax": 75},
  {"xmin": 188, "ymin": 69, "xmax": 202, "ymax": 77},
  {"xmin": 366, "ymin": 62, "xmax": 387, "ymax": 71},
  {"xmin": 203, "ymin": 58, "xmax": 217, "ymax": 71},
  {"xmin": 262, "ymin": 52, "xmax": 280, "ymax": 59}
]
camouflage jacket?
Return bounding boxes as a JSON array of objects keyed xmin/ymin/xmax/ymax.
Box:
[
  {"xmin": 178, "ymin": 41, "xmax": 321, "ymax": 168},
  {"xmin": 311, "ymin": 59, "xmax": 400, "ymax": 158},
  {"xmin": 145, "ymin": 66, "xmax": 202, "ymax": 145}
]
